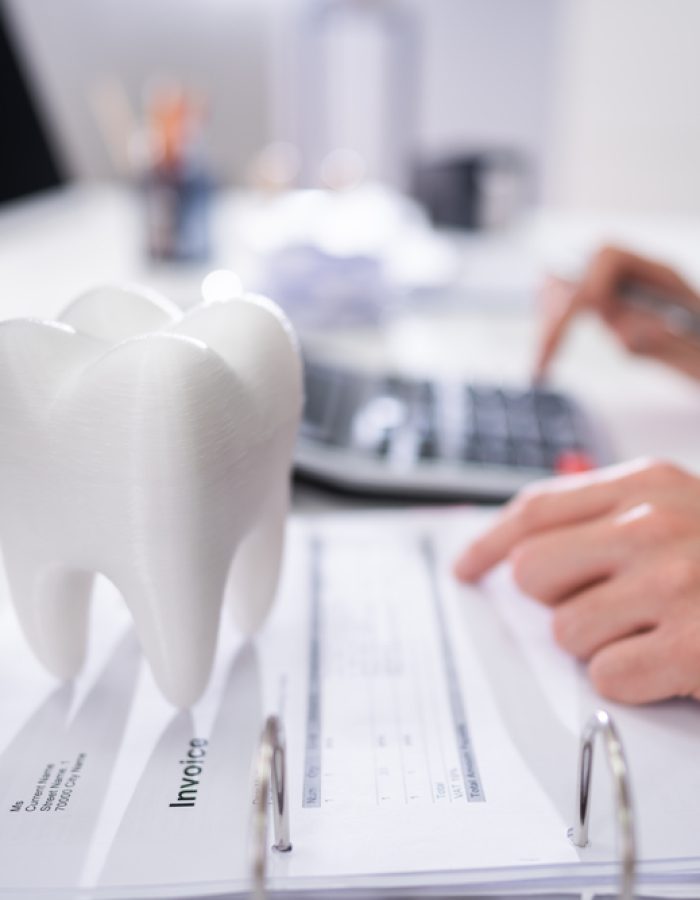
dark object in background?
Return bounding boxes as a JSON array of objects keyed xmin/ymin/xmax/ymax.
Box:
[
  {"xmin": 412, "ymin": 150, "xmax": 529, "ymax": 231},
  {"xmin": 0, "ymin": 2, "xmax": 64, "ymax": 203},
  {"xmin": 143, "ymin": 163, "xmax": 211, "ymax": 262}
]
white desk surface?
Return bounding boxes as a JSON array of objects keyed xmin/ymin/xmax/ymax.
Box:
[{"xmin": 2, "ymin": 183, "xmax": 700, "ymax": 494}]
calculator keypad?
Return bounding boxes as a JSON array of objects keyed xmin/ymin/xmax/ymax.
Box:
[{"xmin": 300, "ymin": 360, "xmax": 597, "ymax": 474}]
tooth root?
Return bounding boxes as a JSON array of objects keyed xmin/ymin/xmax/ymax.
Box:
[
  {"xmin": 171, "ymin": 295, "xmax": 301, "ymax": 639},
  {"xmin": 70, "ymin": 334, "xmax": 240, "ymax": 707},
  {"xmin": 119, "ymin": 568, "xmax": 225, "ymax": 709},
  {"xmin": 3, "ymin": 551, "xmax": 93, "ymax": 680},
  {"xmin": 226, "ymin": 452, "xmax": 293, "ymax": 636}
]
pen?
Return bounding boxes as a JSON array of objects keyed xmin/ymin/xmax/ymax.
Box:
[{"xmin": 618, "ymin": 280, "xmax": 700, "ymax": 340}]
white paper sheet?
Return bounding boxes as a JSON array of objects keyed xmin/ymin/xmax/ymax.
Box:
[{"xmin": 0, "ymin": 508, "xmax": 698, "ymax": 899}]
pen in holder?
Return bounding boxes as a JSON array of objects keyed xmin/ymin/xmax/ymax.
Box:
[
  {"xmin": 251, "ymin": 715, "xmax": 292, "ymax": 900},
  {"xmin": 571, "ymin": 709, "xmax": 636, "ymax": 900}
]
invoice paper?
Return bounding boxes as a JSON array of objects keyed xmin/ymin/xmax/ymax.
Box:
[{"xmin": 0, "ymin": 508, "xmax": 698, "ymax": 899}]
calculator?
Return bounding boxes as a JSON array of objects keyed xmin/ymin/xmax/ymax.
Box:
[{"xmin": 295, "ymin": 356, "xmax": 613, "ymax": 501}]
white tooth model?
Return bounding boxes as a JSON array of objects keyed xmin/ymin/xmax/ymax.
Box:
[{"xmin": 0, "ymin": 285, "xmax": 302, "ymax": 707}]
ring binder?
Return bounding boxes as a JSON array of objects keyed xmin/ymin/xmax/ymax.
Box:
[
  {"xmin": 251, "ymin": 715, "xmax": 293, "ymax": 900},
  {"xmin": 571, "ymin": 709, "xmax": 636, "ymax": 900},
  {"xmin": 250, "ymin": 709, "xmax": 638, "ymax": 900}
]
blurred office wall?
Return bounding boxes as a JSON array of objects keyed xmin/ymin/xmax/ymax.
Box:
[
  {"xmin": 6, "ymin": 0, "xmax": 700, "ymax": 214},
  {"xmin": 5, "ymin": 0, "xmax": 557, "ymax": 196},
  {"xmin": 549, "ymin": 0, "xmax": 700, "ymax": 213},
  {"xmin": 410, "ymin": 0, "xmax": 558, "ymax": 167},
  {"xmin": 268, "ymin": 0, "xmax": 558, "ymax": 192}
]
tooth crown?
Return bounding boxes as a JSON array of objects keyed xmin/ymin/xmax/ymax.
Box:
[{"xmin": 0, "ymin": 286, "xmax": 302, "ymax": 707}]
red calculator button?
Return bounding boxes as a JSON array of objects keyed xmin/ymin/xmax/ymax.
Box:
[{"xmin": 555, "ymin": 450, "xmax": 595, "ymax": 475}]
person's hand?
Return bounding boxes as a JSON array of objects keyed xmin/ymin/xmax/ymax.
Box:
[
  {"xmin": 453, "ymin": 459, "xmax": 700, "ymax": 704},
  {"xmin": 535, "ymin": 246, "xmax": 700, "ymax": 381}
]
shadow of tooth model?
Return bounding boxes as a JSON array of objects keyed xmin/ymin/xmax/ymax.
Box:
[
  {"xmin": 0, "ymin": 630, "xmax": 140, "ymax": 889},
  {"xmin": 98, "ymin": 642, "xmax": 262, "ymax": 889}
]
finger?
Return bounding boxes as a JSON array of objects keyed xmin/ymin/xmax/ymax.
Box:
[
  {"xmin": 509, "ymin": 516, "xmax": 621, "ymax": 605},
  {"xmin": 588, "ymin": 624, "xmax": 700, "ymax": 704},
  {"xmin": 608, "ymin": 306, "xmax": 700, "ymax": 378},
  {"xmin": 454, "ymin": 458, "xmax": 693, "ymax": 584},
  {"xmin": 653, "ymin": 339, "xmax": 700, "ymax": 381},
  {"xmin": 533, "ymin": 251, "xmax": 638, "ymax": 379},
  {"xmin": 454, "ymin": 470, "xmax": 626, "ymax": 582},
  {"xmin": 533, "ymin": 278, "xmax": 580, "ymax": 379},
  {"xmin": 585, "ymin": 247, "xmax": 696, "ymax": 305},
  {"xmin": 513, "ymin": 491, "xmax": 700, "ymax": 603},
  {"xmin": 606, "ymin": 305, "xmax": 671, "ymax": 350},
  {"xmin": 535, "ymin": 247, "xmax": 699, "ymax": 379},
  {"xmin": 551, "ymin": 569, "xmax": 662, "ymax": 660}
]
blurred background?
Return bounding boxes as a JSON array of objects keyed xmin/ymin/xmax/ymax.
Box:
[
  {"xmin": 5, "ymin": 0, "xmax": 700, "ymax": 493},
  {"xmin": 6, "ymin": 0, "xmax": 700, "ymax": 353},
  {"xmin": 7, "ymin": 0, "xmax": 700, "ymax": 211}
]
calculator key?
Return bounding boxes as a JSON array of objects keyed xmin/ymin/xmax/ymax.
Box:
[
  {"xmin": 541, "ymin": 414, "xmax": 577, "ymax": 447},
  {"xmin": 508, "ymin": 411, "xmax": 541, "ymax": 442},
  {"xmin": 513, "ymin": 441, "xmax": 546, "ymax": 469},
  {"xmin": 302, "ymin": 364, "xmax": 343, "ymax": 439},
  {"xmin": 351, "ymin": 395, "xmax": 406, "ymax": 452},
  {"xmin": 555, "ymin": 450, "xmax": 595, "ymax": 474},
  {"xmin": 533, "ymin": 390, "xmax": 570, "ymax": 415},
  {"xmin": 470, "ymin": 436, "xmax": 512, "ymax": 466},
  {"xmin": 541, "ymin": 444, "xmax": 562, "ymax": 471},
  {"xmin": 470, "ymin": 387, "xmax": 509, "ymax": 438},
  {"xmin": 418, "ymin": 432, "xmax": 440, "ymax": 460},
  {"xmin": 503, "ymin": 389, "xmax": 537, "ymax": 416},
  {"xmin": 416, "ymin": 383, "xmax": 438, "ymax": 446},
  {"xmin": 462, "ymin": 439, "xmax": 480, "ymax": 462}
]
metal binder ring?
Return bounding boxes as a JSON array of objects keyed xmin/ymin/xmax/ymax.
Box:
[
  {"xmin": 572, "ymin": 709, "xmax": 636, "ymax": 900},
  {"xmin": 251, "ymin": 715, "xmax": 292, "ymax": 900}
]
